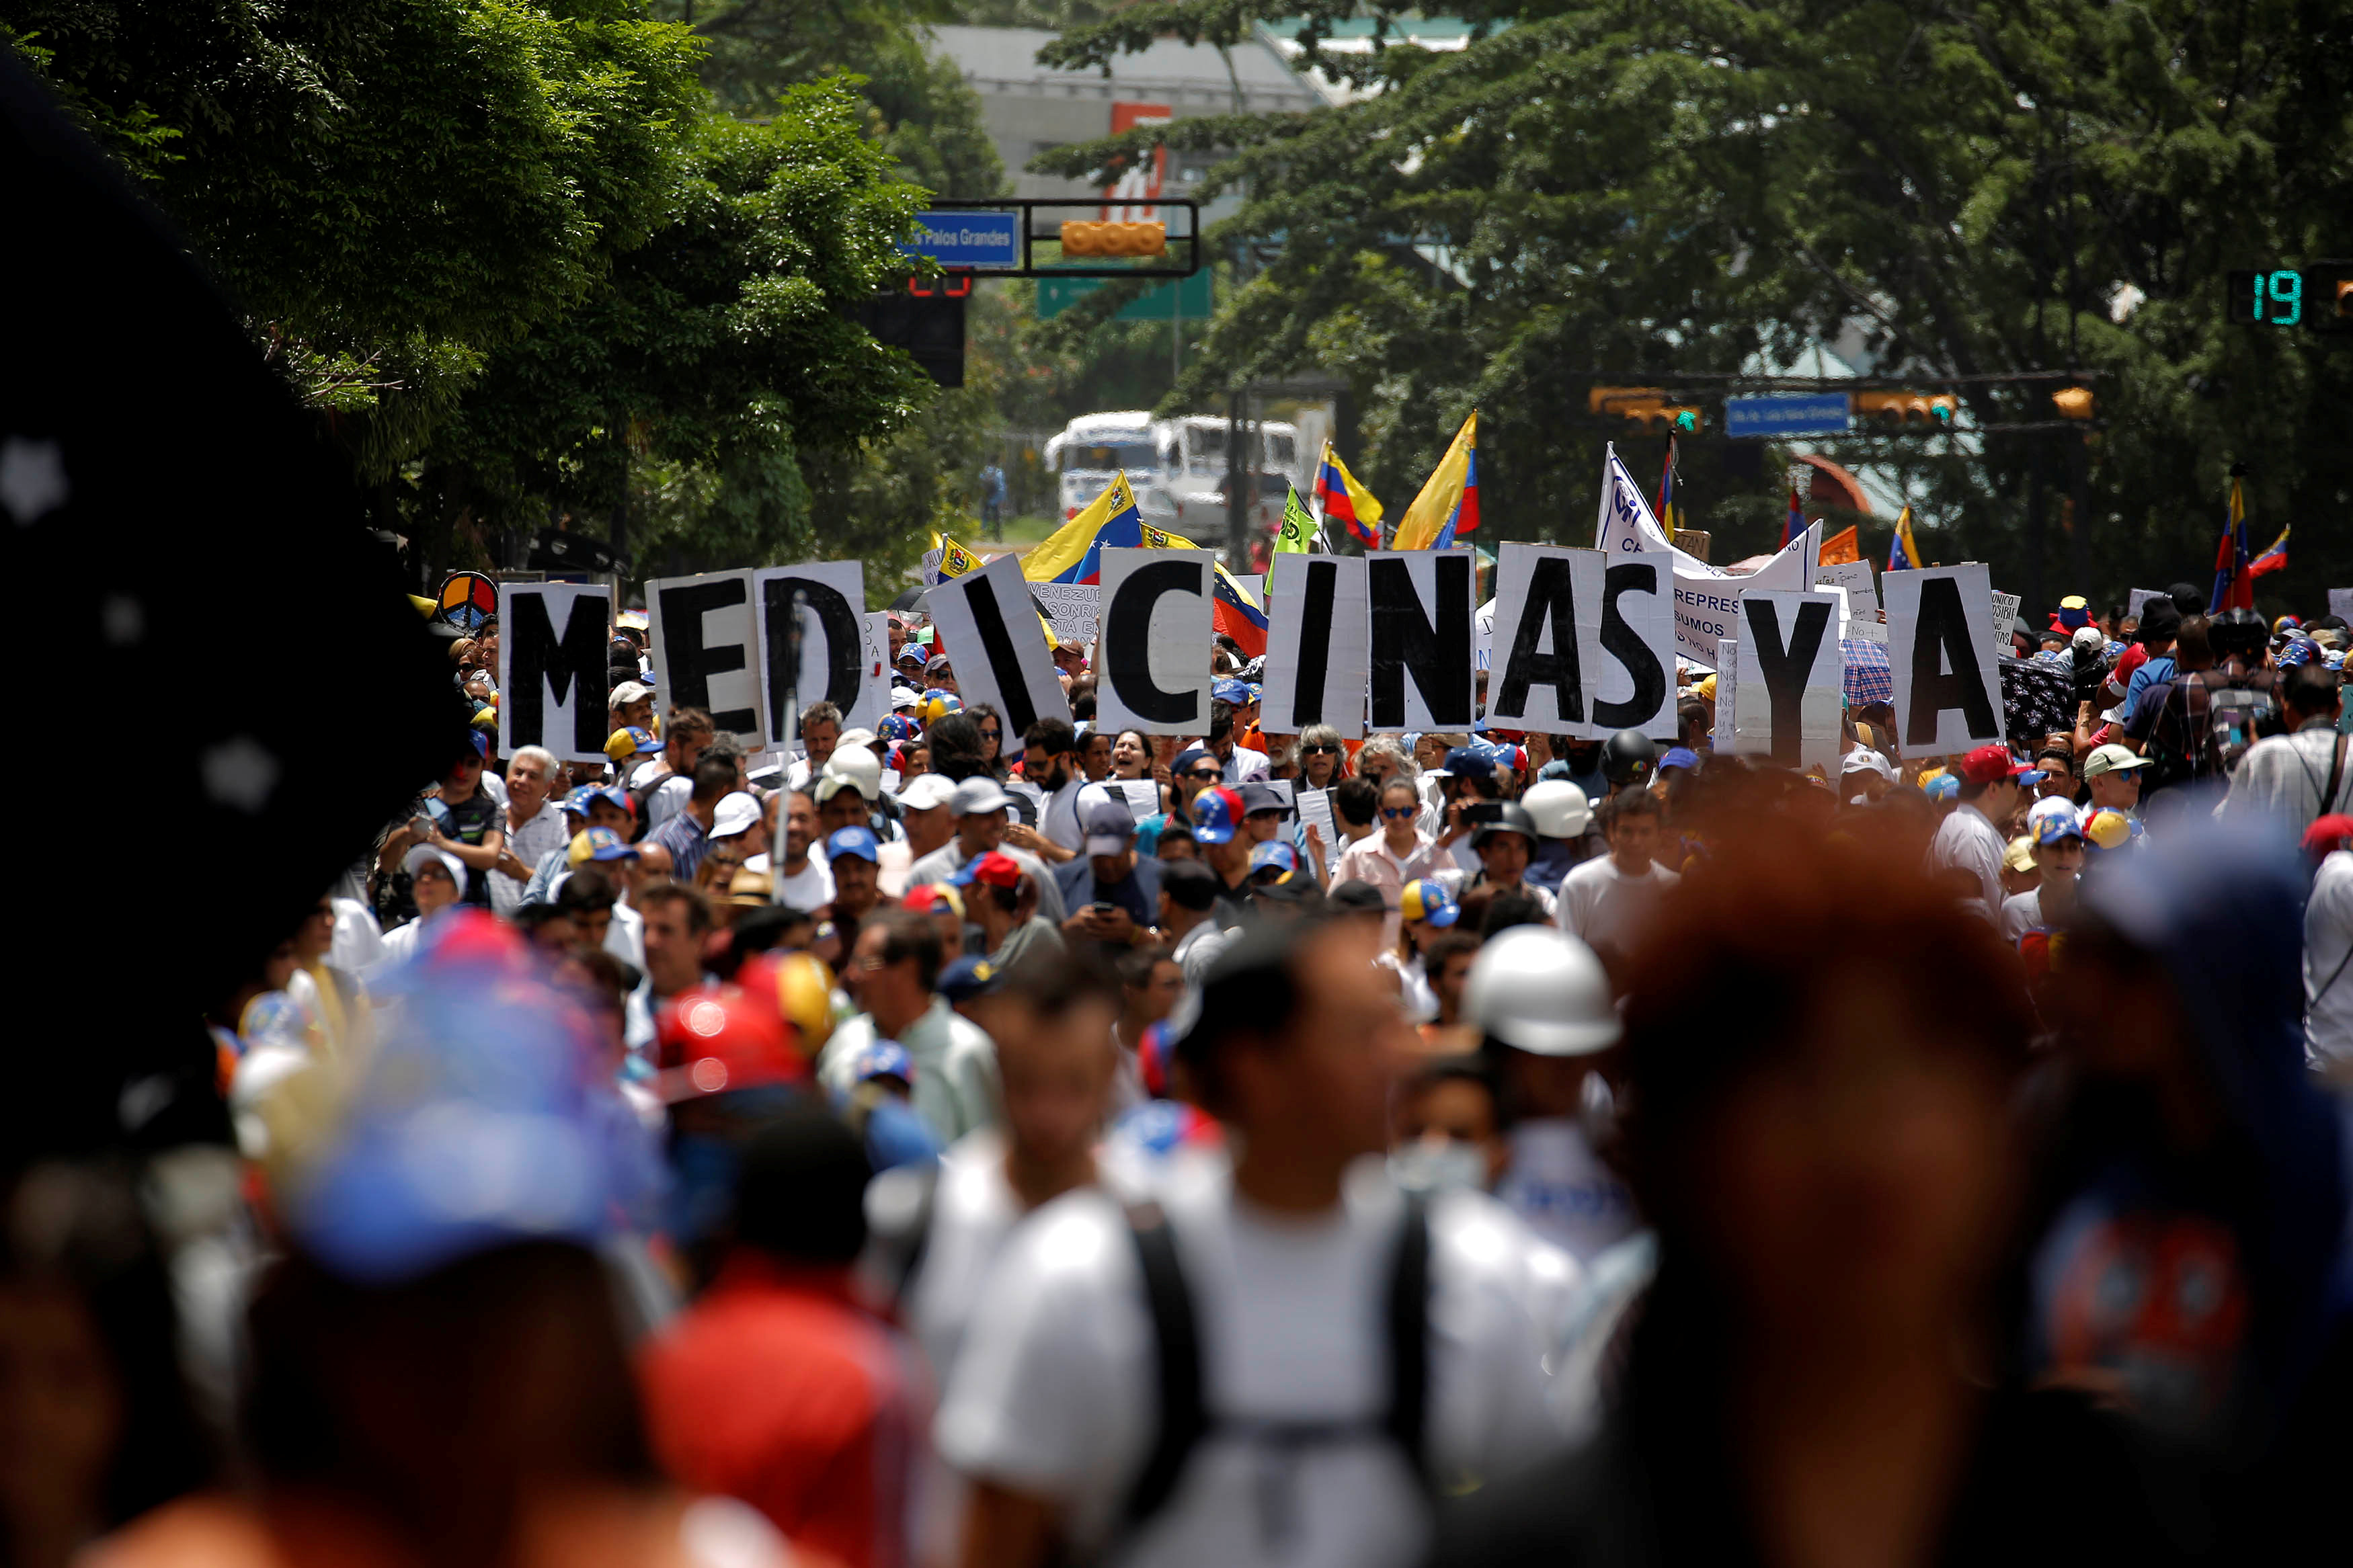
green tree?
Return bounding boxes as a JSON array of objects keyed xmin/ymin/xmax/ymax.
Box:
[{"xmin": 1031, "ymin": 0, "xmax": 2353, "ymax": 611}]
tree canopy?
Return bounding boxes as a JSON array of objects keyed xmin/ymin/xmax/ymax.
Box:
[{"xmin": 1032, "ymin": 0, "xmax": 2353, "ymax": 611}]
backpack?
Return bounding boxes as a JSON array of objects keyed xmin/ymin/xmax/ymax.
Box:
[
  {"xmin": 1118, "ymin": 1196, "xmax": 1433, "ymax": 1538},
  {"xmin": 2149, "ymin": 667, "xmax": 2280, "ymax": 786}
]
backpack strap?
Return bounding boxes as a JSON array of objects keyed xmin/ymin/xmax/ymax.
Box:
[
  {"xmin": 2327, "ymin": 733, "xmax": 2348, "ymax": 815},
  {"xmin": 1121, "ymin": 1201, "xmax": 1207, "ymax": 1529},
  {"xmin": 1383, "ymin": 1193, "xmax": 1433, "ymax": 1487}
]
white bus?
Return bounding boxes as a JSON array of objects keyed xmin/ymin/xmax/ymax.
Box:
[{"xmin": 1043, "ymin": 413, "xmax": 1307, "ymax": 538}]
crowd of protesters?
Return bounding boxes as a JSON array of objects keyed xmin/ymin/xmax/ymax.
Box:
[{"xmin": 9, "ymin": 580, "xmax": 2351, "ymax": 1568}]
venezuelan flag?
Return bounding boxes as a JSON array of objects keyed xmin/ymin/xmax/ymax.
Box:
[
  {"xmin": 2249, "ymin": 523, "xmax": 2289, "ymax": 579},
  {"xmin": 1780, "ymin": 485, "xmax": 1802, "ymax": 550},
  {"xmin": 1022, "ymin": 472, "xmax": 1144, "ymax": 585},
  {"xmin": 1391, "ymin": 413, "xmax": 1479, "ymax": 550},
  {"xmin": 2208, "ymin": 466, "xmax": 2254, "ymax": 614},
  {"xmin": 1315, "ymin": 442, "xmax": 1384, "ymax": 548},
  {"xmin": 1886, "ymin": 505, "xmax": 1922, "ymax": 571},
  {"xmin": 1135, "ymin": 523, "xmax": 1269, "ymax": 657}
]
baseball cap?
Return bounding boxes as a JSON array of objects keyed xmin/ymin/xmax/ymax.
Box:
[
  {"xmin": 1212, "ymin": 678, "xmax": 1250, "ymax": 705},
  {"xmin": 836, "ymin": 726, "xmax": 879, "ymax": 753},
  {"xmin": 825, "ymin": 825, "xmax": 881, "ymax": 864},
  {"xmin": 1328, "ymin": 880, "xmax": 1387, "ymax": 915},
  {"xmin": 936, "ymin": 957, "xmax": 1001, "ymax": 1005},
  {"xmin": 1172, "ymin": 746, "xmax": 1217, "ymax": 778},
  {"xmin": 902, "ymin": 882, "xmax": 964, "ymax": 919},
  {"xmin": 1191, "ymin": 785, "xmax": 1244, "ymax": 845},
  {"xmin": 1399, "ymin": 878, "xmax": 1458, "ymax": 927},
  {"xmin": 710, "ymin": 792, "xmax": 764, "ymax": 840},
  {"xmin": 896, "ymin": 645, "xmax": 927, "ymax": 668},
  {"xmin": 848, "ymin": 1038, "xmax": 916, "ymax": 1086},
  {"xmin": 1239, "ymin": 781, "xmax": 1286, "ymax": 817},
  {"xmin": 952, "ymin": 850, "xmax": 1023, "ymax": 890},
  {"xmin": 1923, "ymin": 773, "xmax": 1959, "ymax": 802},
  {"xmin": 561, "ymin": 784, "xmax": 599, "ymax": 819},
  {"xmin": 1439, "ymin": 745, "xmax": 1492, "ymax": 780},
  {"xmin": 1080, "ymin": 796, "xmax": 1138, "ymax": 856},
  {"xmin": 403, "ymin": 842, "xmax": 469, "ymax": 889},
  {"xmin": 725, "ymin": 867, "xmax": 773, "ymax": 907},
  {"xmin": 1957, "ymin": 744, "xmax": 2034, "ymax": 785},
  {"xmin": 1841, "ymin": 746, "xmax": 1896, "ymax": 780},
  {"xmin": 580, "ymin": 784, "xmax": 633, "ymax": 818},
  {"xmin": 2081, "ymin": 743, "xmax": 2153, "ymax": 779},
  {"xmin": 2034, "ymin": 805, "xmax": 2087, "ymax": 846},
  {"xmin": 890, "ymin": 684, "xmax": 920, "ymax": 709},
  {"xmin": 895, "ymin": 773, "xmax": 958, "ymax": 812},
  {"xmin": 919, "ymin": 690, "xmax": 963, "ymax": 725},
  {"xmin": 610, "ymin": 679, "xmax": 655, "ymax": 706},
  {"xmin": 1248, "ymin": 841, "xmax": 1301, "ymax": 878},
  {"xmin": 567, "ymin": 827, "xmax": 641, "ymax": 866},
  {"xmin": 2026, "ymin": 796, "xmax": 2079, "ymax": 837},
  {"xmin": 604, "ymin": 725, "xmax": 660, "ymax": 762},
  {"xmin": 2083, "ymin": 807, "xmax": 2143, "ymax": 852},
  {"xmin": 950, "ymin": 776, "xmax": 1012, "ymax": 817},
  {"xmin": 1659, "ymin": 747, "xmax": 1700, "ymax": 773},
  {"xmin": 2071, "ymin": 625, "xmax": 2107, "ymax": 653},
  {"xmin": 879, "ymin": 714, "xmax": 918, "ymax": 742},
  {"xmin": 2003, "ymin": 836, "xmax": 2037, "ymax": 875}
]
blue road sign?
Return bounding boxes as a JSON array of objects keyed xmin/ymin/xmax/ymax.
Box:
[
  {"xmin": 1724, "ymin": 393, "xmax": 1853, "ymax": 439},
  {"xmin": 901, "ymin": 210, "xmax": 1021, "ymax": 270}
]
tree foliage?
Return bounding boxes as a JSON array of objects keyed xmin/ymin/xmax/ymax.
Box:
[{"xmin": 1033, "ymin": 0, "xmax": 2353, "ymax": 610}]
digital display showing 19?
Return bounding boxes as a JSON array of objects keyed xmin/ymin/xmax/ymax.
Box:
[{"xmin": 2228, "ymin": 268, "xmax": 2304, "ymax": 326}]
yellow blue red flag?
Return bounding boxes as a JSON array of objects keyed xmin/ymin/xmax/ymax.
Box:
[
  {"xmin": 1022, "ymin": 472, "xmax": 1143, "ymax": 584},
  {"xmin": 1390, "ymin": 412, "xmax": 1480, "ymax": 550}
]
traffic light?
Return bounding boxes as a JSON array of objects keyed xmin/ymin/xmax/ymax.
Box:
[
  {"xmin": 1058, "ymin": 221, "xmax": 1166, "ymax": 258},
  {"xmin": 2050, "ymin": 385, "xmax": 2095, "ymax": 420},
  {"xmin": 1853, "ymin": 391, "xmax": 1960, "ymax": 427},
  {"xmin": 1588, "ymin": 387, "xmax": 1704, "ymax": 433},
  {"xmin": 2223, "ymin": 261, "xmax": 2353, "ymax": 333}
]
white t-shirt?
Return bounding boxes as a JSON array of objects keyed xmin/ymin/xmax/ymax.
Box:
[
  {"xmin": 2307, "ymin": 850, "xmax": 2353, "ymax": 1067},
  {"xmin": 645, "ymin": 772, "xmax": 691, "ymax": 831},
  {"xmin": 1493, "ymin": 1118, "xmax": 1639, "ymax": 1269},
  {"xmin": 772, "ymin": 856, "xmax": 836, "ymax": 913},
  {"xmin": 1927, "ymin": 802, "xmax": 2006, "ymax": 922},
  {"xmin": 1555, "ymin": 856, "xmax": 1679, "ymax": 952},
  {"xmin": 936, "ymin": 1159, "xmax": 1561, "ymax": 1568}
]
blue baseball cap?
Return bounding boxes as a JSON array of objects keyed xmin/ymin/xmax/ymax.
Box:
[
  {"xmin": 1212, "ymin": 678, "xmax": 1251, "ymax": 706},
  {"xmin": 826, "ymin": 825, "xmax": 881, "ymax": 863},
  {"xmin": 2033, "ymin": 806, "xmax": 2087, "ymax": 846},
  {"xmin": 1191, "ymin": 785, "xmax": 1243, "ymax": 845},
  {"xmin": 1661, "ymin": 747, "xmax": 1700, "ymax": 772},
  {"xmin": 1924, "ymin": 774, "xmax": 1958, "ymax": 802},
  {"xmin": 562, "ymin": 785, "xmax": 600, "ymax": 817},
  {"xmin": 1249, "ymin": 841, "xmax": 1301, "ymax": 878},
  {"xmin": 1172, "ymin": 746, "xmax": 1217, "ymax": 778},
  {"xmin": 848, "ymin": 1038, "xmax": 915, "ymax": 1085},
  {"xmin": 937, "ymin": 956, "xmax": 1002, "ymax": 1004},
  {"xmin": 1399, "ymin": 878, "xmax": 1458, "ymax": 927},
  {"xmin": 1439, "ymin": 745, "xmax": 1494, "ymax": 778}
]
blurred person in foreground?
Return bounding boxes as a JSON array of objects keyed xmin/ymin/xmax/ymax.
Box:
[
  {"xmin": 91, "ymin": 913, "xmax": 803, "ymax": 1568},
  {"xmin": 2024, "ymin": 817, "xmax": 2349, "ymax": 1545},
  {"xmin": 1429, "ymin": 819, "xmax": 2200, "ymax": 1568},
  {"xmin": 938, "ymin": 918, "xmax": 1564, "ymax": 1568}
]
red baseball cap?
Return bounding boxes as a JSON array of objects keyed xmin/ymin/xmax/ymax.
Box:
[{"xmin": 1958, "ymin": 744, "xmax": 2034, "ymax": 785}]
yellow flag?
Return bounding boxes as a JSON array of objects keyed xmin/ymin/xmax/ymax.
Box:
[{"xmin": 1390, "ymin": 412, "xmax": 1478, "ymax": 550}]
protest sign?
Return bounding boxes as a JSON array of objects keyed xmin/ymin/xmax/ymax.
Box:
[
  {"xmin": 1261, "ymin": 553, "xmax": 1369, "ymax": 737},
  {"xmin": 2330, "ymin": 589, "xmax": 2353, "ymax": 625},
  {"xmin": 1296, "ymin": 786, "xmax": 1337, "ymax": 852},
  {"xmin": 1032, "ymin": 582, "xmax": 1100, "ymax": 646},
  {"xmin": 1367, "ymin": 548, "xmax": 1477, "ymax": 731},
  {"xmin": 499, "ymin": 581, "xmax": 612, "ymax": 761},
  {"xmin": 1485, "ymin": 544, "xmax": 1674, "ymax": 739},
  {"xmin": 1264, "ymin": 777, "xmax": 1296, "ymax": 818},
  {"xmin": 1884, "ymin": 564, "xmax": 2005, "ymax": 753},
  {"xmin": 647, "ymin": 569, "xmax": 764, "ymax": 745},
  {"xmin": 751, "ymin": 563, "xmax": 875, "ymax": 745},
  {"xmin": 1671, "ymin": 522, "xmax": 1821, "ymax": 669},
  {"xmin": 1095, "ymin": 547, "xmax": 1213, "ymax": 735},
  {"xmin": 1817, "ymin": 560, "xmax": 1882, "ymax": 643},
  {"xmin": 1712, "ymin": 638, "xmax": 1739, "ymax": 752},
  {"xmin": 2127, "ymin": 587, "xmax": 2170, "ymax": 623},
  {"xmin": 922, "ymin": 552, "xmax": 1069, "ymax": 735},
  {"xmin": 1115, "ymin": 778, "xmax": 1160, "ymax": 823},
  {"xmin": 1732, "ymin": 590, "xmax": 1843, "ymax": 770},
  {"xmin": 1988, "ymin": 587, "xmax": 2021, "ymax": 661}
]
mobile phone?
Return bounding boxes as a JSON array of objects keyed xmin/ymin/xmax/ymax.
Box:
[
  {"xmin": 1462, "ymin": 800, "xmax": 1505, "ymax": 826},
  {"xmin": 1090, "ymin": 901, "xmax": 1117, "ymax": 915}
]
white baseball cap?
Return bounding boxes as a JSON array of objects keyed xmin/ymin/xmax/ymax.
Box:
[
  {"xmin": 709, "ymin": 791, "xmax": 764, "ymax": 839},
  {"xmin": 1841, "ymin": 746, "xmax": 1896, "ymax": 780},
  {"xmin": 402, "ymin": 841, "xmax": 469, "ymax": 892},
  {"xmin": 895, "ymin": 773, "xmax": 957, "ymax": 812}
]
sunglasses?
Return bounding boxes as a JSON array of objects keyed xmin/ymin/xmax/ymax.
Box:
[
  {"xmin": 1301, "ymin": 743, "xmax": 1340, "ymax": 755},
  {"xmin": 980, "ymin": 727, "xmax": 1001, "ymax": 739},
  {"xmin": 1187, "ymin": 768, "xmax": 1221, "ymax": 781},
  {"xmin": 1382, "ymin": 805, "xmax": 1417, "ymax": 820}
]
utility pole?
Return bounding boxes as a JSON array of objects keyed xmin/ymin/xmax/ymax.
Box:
[{"xmin": 1226, "ymin": 384, "xmax": 1248, "ymax": 569}]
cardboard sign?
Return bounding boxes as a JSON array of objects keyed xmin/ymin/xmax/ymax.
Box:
[
  {"xmin": 1296, "ymin": 785, "xmax": 1337, "ymax": 851},
  {"xmin": 1732, "ymin": 590, "xmax": 1843, "ymax": 770},
  {"xmin": 922, "ymin": 552, "xmax": 1070, "ymax": 735},
  {"xmin": 1817, "ymin": 559, "xmax": 1882, "ymax": 643},
  {"xmin": 1262, "ymin": 553, "xmax": 1370, "ymax": 737},
  {"xmin": 1367, "ymin": 548, "xmax": 1477, "ymax": 732},
  {"xmin": 1670, "ymin": 522, "xmax": 1822, "ymax": 669},
  {"xmin": 1486, "ymin": 543, "xmax": 1675, "ymax": 740},
  {"xmin": 1884, "ymin": 564, "xmax": 2005, "ymax": 754},
  {"xmin": 1115, "ymin": 778, "xmax": 1160, "ymax": 824},
  {"xmin": 1032, "ymin": 582, "xmax": 1101, "ymax": 646},
  {"xmin": 1095, "ymin": 547, "xmax": 1214, "ymax": 736},
  {"xmin": 2127, "ymin": 587, "xmax": 2171, "ymax": 623},
  {"xmin": 2329, "ymin": 589, "xmax": 2353, "ymax": 626},
  {"xmin": 1988, "ymin": 587, "xmax": 2021, "ymax": 662},
  {"xmin": 499, "ymin": 581, "xmax": 612, "ymax": 762},
  {"xmin": 647, "ymin": 569, "xmax": 764, "ymax": 745},
  {"xmin": 751, "ymin": 562, "xmax": 875, "ymax": 745},
  {"xmin": 1712, "ymin": 638, "xmax": 1739, "ymax": 752}
]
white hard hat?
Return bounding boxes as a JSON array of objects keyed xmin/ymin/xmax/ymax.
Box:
[
  {"xmin": 1462, "ymin": 926, "xmax": 1620, "ymax": 1057},
  {"xmin": 1520, "ymin": 779, "xmax": 1593, "ymax": 839}
]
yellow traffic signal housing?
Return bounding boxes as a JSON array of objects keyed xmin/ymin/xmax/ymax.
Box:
[
  {"xmin": 2050, "ymin": 386, "xmax": 2096, "ymax": 420},
  {"xmin": 1853, "ymin": 391, "xmax": 1960, "ymax": 427},
  {"xmin": 1059, "ymin": 221, "xmax": 1166, "ymax": 258},
  {"xmin": 1588, "ymin": 386, "xmax": 1704, "ymax": 433}
]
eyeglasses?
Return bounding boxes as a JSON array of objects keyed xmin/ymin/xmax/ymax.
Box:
[
  {"xmin": 1302, "ymin": 743, "xmax": 1339, "ymax": 755},
  {"xmin": 1382, "ymin": 806, "xmax": 1417, "ymax": 820}
]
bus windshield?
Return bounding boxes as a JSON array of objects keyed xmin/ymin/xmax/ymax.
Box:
[{"xmin": 1060, "ymin": 442, "xmax": 1156, "ymax": 472}]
